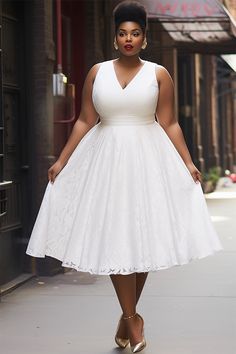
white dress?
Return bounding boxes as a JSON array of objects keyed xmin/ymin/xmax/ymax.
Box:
[{"xmin": 26, "ymin": 59, "xmax": 223, "ymax": 275}]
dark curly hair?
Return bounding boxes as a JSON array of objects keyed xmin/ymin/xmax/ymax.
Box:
[{"xmin": 113, "ymin": 1, "xmax": 147, "ymax": 34}]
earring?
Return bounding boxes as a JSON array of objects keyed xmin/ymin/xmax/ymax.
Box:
[
  {"xmin": 114, "ymin": 39, "xmax": 118, "ymax": 50},
  {"xmin": 141, "ymin": 38, "xmax": 147, "ymax": 49}
]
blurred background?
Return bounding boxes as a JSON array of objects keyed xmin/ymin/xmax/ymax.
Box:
[{"xmin": 0, "ymin": 0, "xmax": 235, "ymax": 290}]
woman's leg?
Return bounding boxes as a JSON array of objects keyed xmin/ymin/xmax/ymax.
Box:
[
  {"xmin": 114, "ymin": 272, "xmax": 148, "ymax": 340},
  {"xmin": 136, "ymin": 272, "xmax": 149, "ymax": 304},
  {"xmin": 110, "ymin": 273, "xmax": 136, "ymax": 317},
  {"xmin": 110, "ymin": 273, "xmax": 148, "ymax": 346}
]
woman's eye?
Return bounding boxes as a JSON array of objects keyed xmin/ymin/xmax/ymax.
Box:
[
  {"xmin": 133, "ymin": 32, "xmax": 140, "ymax": 37},
  {"xmin": 118, "ymin": 32, "xmax": 125, "ymax": 37}
]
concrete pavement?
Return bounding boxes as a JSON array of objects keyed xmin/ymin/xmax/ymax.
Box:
[{"xmin": 0, "ymin": 180, "xmax": 235, "ymax": 354}]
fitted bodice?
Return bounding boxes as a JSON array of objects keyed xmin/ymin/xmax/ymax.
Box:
[{"xmin": 92, "ymin": 59, "xmax": 159, "ymax": 125}]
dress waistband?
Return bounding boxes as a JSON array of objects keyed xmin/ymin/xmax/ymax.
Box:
[{"xmin": 100, "ymin": 116, "xmax": 155, "ymax": 126}]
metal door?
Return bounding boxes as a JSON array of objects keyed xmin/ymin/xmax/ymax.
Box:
[{"xmin": 0, "ymin": 1, "xmax": 29, "ymax": 286}]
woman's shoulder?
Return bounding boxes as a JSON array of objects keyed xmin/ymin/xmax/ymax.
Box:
[
  {"xmin": 85, "ymin": 60, "xmax": 107, "ymax": 79},
  {"xmin": 88, "ymin": 60, "xmax": 112, "ymax": 76},
  {"xmin": 144, "ymin": 59, "xmax": 166, "ymax": 71},
  {"xmin": 87, "ymin": 60, "xmax": 113, "ymax": 84},
  {"xmin": 91, "ymin": 59, "xmax": 112, "ymax": 70},
  {"xmin": 145, "ymin": 60, "xmax": 172, "ymax": 79},
  {"xmin": 143, "ymin": 60, "xmax": 173, "ymax": 84}
]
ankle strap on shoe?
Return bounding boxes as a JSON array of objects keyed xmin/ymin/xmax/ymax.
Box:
[{"xmin": 122, "ymin": 313, "xmax": 137, "ymax": 320}]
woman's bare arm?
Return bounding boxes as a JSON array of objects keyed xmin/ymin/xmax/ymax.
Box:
[
  {"xmin": 57, "ymin": 64, "xmax": 100, "ymax": 165},
  {"xmin": 48, "ymin": 63, "xmax": 100, "ymax": 182},
  {"xmin": 155, "ymin": 66, "xmax": 201, "ymax": 183}
]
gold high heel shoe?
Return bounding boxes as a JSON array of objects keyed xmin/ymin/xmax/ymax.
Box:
[
  {"xmin": 115, "ymin": 314, "xmax": 130, "ymax": 348},
  {"xmin": 123, "ymin": 313, "xmax": 146, "ymax": 353}
]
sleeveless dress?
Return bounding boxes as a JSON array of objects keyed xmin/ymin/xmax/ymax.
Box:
[{"xmin": 26, "ymin": 59, "xmax": 223, "ymax": 275}]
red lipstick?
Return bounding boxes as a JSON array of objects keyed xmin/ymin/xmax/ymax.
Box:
[{"xmin": 124, "ymin": 44, "xmax": 133, "ymax": 51}]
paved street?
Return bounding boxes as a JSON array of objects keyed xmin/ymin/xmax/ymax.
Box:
[{"xmin": 0, "ymin": 181, "xmax": 235, "ymax": 354}]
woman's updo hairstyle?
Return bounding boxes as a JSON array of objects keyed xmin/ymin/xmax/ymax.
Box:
[{"xmin": 113, "ymin": 1, "xmax": 148, "ymax": 34}]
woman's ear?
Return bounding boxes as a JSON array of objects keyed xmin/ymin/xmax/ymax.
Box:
[{"xmin": 114, "ymin": 36, "xmax": 118, "ymax": 50}]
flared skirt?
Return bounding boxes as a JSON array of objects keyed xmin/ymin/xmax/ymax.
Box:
[{"xmin": 26, "ymin": 121, "xmax": 223, "ymax": 274}]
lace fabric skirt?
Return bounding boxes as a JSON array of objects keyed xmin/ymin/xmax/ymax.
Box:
[{"xmin": 26, "ymin": 121, "xmax": 223, "ymax": 274}]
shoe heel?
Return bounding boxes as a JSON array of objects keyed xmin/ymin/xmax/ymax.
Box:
[
  {"xmin": 115, "ymin": 315, "xmax": 129, "ymax": 348},
  {"xmin": 123, "ymin": 313, "xmax": 147, "ymax": 353}
]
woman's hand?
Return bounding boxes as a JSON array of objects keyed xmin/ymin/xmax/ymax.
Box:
[
  {"xmin": 186, "ymin": 162, "xmax": 202, "ymax": 184},
  {"xmin": 48, "ymin": 160, "xmax": 65, "ymax": 184}
]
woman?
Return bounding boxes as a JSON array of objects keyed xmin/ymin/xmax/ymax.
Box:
[{"xmin": 26, "ymin": 1, "xmax": 223, "ymax": 352}]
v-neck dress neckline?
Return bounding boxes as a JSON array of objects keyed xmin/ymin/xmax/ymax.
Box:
[{"xmin": 111, "ymin": 59, "xmax": 146, "ymax": 91}]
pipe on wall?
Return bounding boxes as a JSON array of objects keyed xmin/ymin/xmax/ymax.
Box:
[{"xmin": 56, "ymin": 0, "xmax": 62, "ymax": 73}]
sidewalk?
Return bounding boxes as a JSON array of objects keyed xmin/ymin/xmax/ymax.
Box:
[{"xmin": 0, "ymin": 180, "xmax": 235, "ymax": 354}]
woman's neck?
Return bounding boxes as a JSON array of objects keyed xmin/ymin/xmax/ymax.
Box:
[{"xmin": 116, "ymin": 54, "xmax": 143, "ymax": 67}]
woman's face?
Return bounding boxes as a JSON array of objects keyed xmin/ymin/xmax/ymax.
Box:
[{"xmin": 115, "ymin": 21, "xmax": 145, "ymax": 56}]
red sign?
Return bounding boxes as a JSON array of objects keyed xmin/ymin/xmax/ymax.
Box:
[{"xmin": 144, "ymin": 0, "xmax": 226, "ymax": 18}]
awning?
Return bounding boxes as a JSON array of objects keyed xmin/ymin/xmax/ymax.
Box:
[
  {"xmin": 142, "ymin": 0, "xmax": 236, "ymax": 52},
  {"xmin": 221, "ymin": 54, "xmax": 236, "ymax": 71}
]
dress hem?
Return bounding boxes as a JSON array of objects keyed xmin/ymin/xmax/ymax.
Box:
[{"xmin": 26, "ymin": 247, "xmax": 223, "ymax": 275}]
